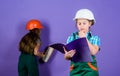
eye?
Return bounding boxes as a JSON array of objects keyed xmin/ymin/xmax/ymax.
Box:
[
  {"xmin": 78, "ymin": 23, "xmax": 81, "ymax": 25},
  {"xmin": 77, "ymin": 22, "xmax": 81, "ymax": 25},
  {"xmin": 83, "ymin": 22, "xmax": 86, "ymax": 25}
]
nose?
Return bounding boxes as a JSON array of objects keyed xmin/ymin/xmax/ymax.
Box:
[{"xmin": 80, "ymin": 24, "xmax": 84, "ymax": 27}]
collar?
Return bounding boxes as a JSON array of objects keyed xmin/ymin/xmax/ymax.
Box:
[{"xmin": 86, "ymin": 31, "xmax": 92, "ymax": 38}]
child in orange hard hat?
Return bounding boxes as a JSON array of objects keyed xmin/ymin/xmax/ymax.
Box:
[{"xmin": 18, "ymin": 19, "xmax": 44, "ymax": 76}]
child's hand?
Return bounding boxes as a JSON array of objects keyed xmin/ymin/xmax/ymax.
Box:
[
  {"xmin": 63, "ymin": 47, "xmax": 76, "ymax": 60},
  {"xmin": 39, "ymin": 52, "xmax": 45, "ymax": 58},
  {"xmin": 34, "ymin": 50, "xmax": 45, "ymax": 58},
  {"xmin": 79, "ymin": 30, "xmax": 87, "ymax": 38}
]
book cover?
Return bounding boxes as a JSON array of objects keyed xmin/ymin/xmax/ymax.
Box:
[{"xmin": 49, "ymin": 38, "xmax": 92, "ymax": 62}]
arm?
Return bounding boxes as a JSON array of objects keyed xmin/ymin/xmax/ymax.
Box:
[
  {"xmin": 86, "ymin": 39, "xmax": 99, "ymax": 55},
  {"xmin": 34, "ymin": 44, "xmax": 44, "ymax": 58},
  {"xmin": 78, "ymin": 30, "xmax": 100, "ymax": 55}
]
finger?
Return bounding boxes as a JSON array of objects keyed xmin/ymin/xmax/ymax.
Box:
[
  {"xmin": 83, "ymin": 30, "xmax": 86, "ymax": 34},
  {"xmin": 69, "ymin": 49, "xmax": 76, "ymax": 53},
  {"xmin": 63, "ymin": 47, "xmax": 67, "ymax": 53},
  {"xmin": 73, "ymin": 49, "xmax": 76, "ymax": 52},
  {"xmin": 70, "ymin": 50, "xmax": 76, "ymax": 57}
]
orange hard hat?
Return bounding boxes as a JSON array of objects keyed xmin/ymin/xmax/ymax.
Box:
[{"xmin": 26, "ymin": 19, "xmax": 43, "ymax": 30}]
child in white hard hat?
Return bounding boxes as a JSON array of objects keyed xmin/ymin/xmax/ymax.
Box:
[{"xmin": 64, "ymin": 9, "xmax": 100, "ymax": 76}]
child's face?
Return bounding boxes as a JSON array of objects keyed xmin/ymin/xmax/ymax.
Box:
[{"xmin": 76, "ymin": 19, "xmax": 92, "ymax": 32}]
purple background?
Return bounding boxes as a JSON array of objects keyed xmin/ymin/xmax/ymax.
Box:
[{"xmin": 0, "ymin": 0, "xmax": 120, "ymax": 76}]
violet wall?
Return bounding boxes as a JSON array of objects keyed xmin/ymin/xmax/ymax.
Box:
[{"xmin": 0, "ymin": 0, "xmax": 120, "ymax": 76}]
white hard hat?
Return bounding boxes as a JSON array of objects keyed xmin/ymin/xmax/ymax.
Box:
[{"xmin": 73, "ymin": 9, "xmax": 95, "ymax": 22}]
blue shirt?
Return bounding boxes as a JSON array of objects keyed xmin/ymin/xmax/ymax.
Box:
[
  {"xmin": 67, "ymin": 31, "xmax": 100, "ymax": 62},
  {"xmin": 67, "ymin": 31, "xmax": 100, "ymax": 47}
]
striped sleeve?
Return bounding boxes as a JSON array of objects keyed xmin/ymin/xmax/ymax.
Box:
[
  {"xmin": 67, "ymin": 36, "xmax": 73, "ymax": 44},
  {"xmin": 90, "ymin": 36, "xmax": 101, "ymax": 47},
  {"xmin": 66, "ymin": 32, "xmax": 78, "ymax": 44}
]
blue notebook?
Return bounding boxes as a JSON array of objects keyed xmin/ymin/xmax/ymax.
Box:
[{"xmin": 49, "ymin": 38, "xmax": 92, "ymax": 62}]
